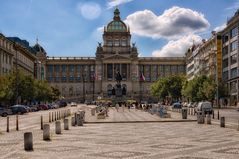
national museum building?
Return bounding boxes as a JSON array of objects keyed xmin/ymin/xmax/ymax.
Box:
[{"xmin": 35, "ymin": 8, "xmax": 185, "ymax": 102}]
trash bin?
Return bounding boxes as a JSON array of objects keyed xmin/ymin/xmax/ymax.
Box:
[
  {"xmin": 182, "ymin": 108, "xmax": 187, "ymax": 119},
  {"xmin": 197, "ymin": 111, "xmax": 204, "ymax": 124}
]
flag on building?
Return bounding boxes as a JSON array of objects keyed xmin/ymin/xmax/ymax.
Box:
[{"xmin": 140, "ymin": 72, "xmax": 145, "ymax": 81}]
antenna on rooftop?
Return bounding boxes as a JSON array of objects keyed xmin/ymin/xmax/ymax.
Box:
[{"xmin": 36, "ymin": 36, "xmax": 39, "ymax": 44}]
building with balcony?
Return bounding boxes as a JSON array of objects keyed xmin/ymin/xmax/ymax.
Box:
[{"xmin": 221, "ymin": 9, "xmax": 239, "ymax": 106}]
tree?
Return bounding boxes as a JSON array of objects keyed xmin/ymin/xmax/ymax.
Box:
[
  {"xmin": 151, "ymin": 75, "xmax": 185, "ymax": 101},
  {"xmin": 182, "ymin": 75, "xmax": 216, "ymax": 102}
]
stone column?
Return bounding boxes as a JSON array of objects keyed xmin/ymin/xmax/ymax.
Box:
[
  {"xmin": 206, "ymin": 114, "xmax": 211, "ymax": 124},
  {"xmin": 43, "ymin": 124, "xmax": 50, "ymax": 141},
  {"xmin": 71, "ymin": 117, "xmax": 76, "ymax": 126},
  {"xmin": 197, "ymin": 112, "xmax": 204, "ymax": 124},
  {"xmin": 24, "ymin": 132, "xmax": 33, "ymax": 151},
  {"xmin": 64, "ymin": 118, "xmax": 69, "ymax": 130},
  {"xmin": 55, "ymin": 121, "xmax": 61, "ymax": 134},
  {"xmin": 220, "ymin": 117, "xmax": 225, "ymax": 127}
]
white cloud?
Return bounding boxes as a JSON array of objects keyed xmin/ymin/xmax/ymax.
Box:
[
  {"xmin": 107, "ymin": 0, "xmax": 134, "ymax": 9},
  {"xmin": 77, "ymin": 2, "xmax": 101, "ymax": 20},
  {"xmin": 152, "ymin": 34, "xmax": 202, "ymax": 57},
  {"xmin": 125, "ymin": 6, "xmax": 210, "ymax": 39},
  {"xmin": 214, "ymin": 23, "xmax": 227, "ymax": 32}
]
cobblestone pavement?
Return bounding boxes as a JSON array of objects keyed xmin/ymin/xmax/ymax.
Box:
[{"xmin": 0, "ymin": 106, "xmax": 239, "ymax": 159}]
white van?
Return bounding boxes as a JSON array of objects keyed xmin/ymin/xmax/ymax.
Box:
[{"xmin": 196, "ymin": 102, "xmax": 213, "ymax": 114}]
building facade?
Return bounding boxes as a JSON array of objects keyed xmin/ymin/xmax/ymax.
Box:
[
  {"xmin": 185, "ymin": 32, "xmax": 222, "ymax": 82},
  {"xmin": 221, "ymin": 9, "xmax": 239, "ymax": 106},
  {"xmin": 0, "ymin": 34, "xmax": 38, "ymax": 77},
  {"xmin": 41, "ymin": 8, "xmax": 186, "ymax": 102}
]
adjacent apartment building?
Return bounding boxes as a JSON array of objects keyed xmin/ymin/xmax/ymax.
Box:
[
  {"xmin": 0, "ymin": 34, "xmax": 39, "ymax": 78},
  {"xmin": 221, "ymin": 9, "xmax": 239, "ymax": 106}
]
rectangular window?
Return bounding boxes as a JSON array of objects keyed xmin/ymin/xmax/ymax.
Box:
[
  {"xmin": 121, "ymin": 64, "xmax": 127, "ymax": 80},
  {"xmin": 69, "ymin": 65, "xmax": 74, "ymax": 72},
  {"xmin": 114, "ymin": 40, "xmax": 119, "ymax": 46},
  {"xmin": 54, "ymin": 65, "xmax": 60, "ymax": 72},
  {"xmin": 47, "ymin": 65, "xmax": 53, "ymax": 73},
  {"xmin": 223, "ymin": 34, "xmax": 229, "ymax": 43},
  {"xmin": 62, "ymin": 65, "xmax": 66, "ymax": 72},
  {"xmin": 230, "ymin": 81, "xmax": 237, "ymax": 94},
  {"xmin": 230, "ymin": 27, "xmax": 237, "ymax": 38},
  {"xmin": 222, "ymin": 71, "xmax": 228, "ymax": 81},
  {"xmin": 107, "ymin": 64, "xmax": 113, "ymax": 79},
  {"xmin": 230, "ymin": 54, "xmax": 237, "ymax": 65},
  {"xmin": 222, "ymin": 58, "xmax": 228, "ymax": 68},
  {"xmin": 231, "ymin": 41, "xmax": 237, "ymax": 51},
  {"xmin": 107, "ymin": 40, "xmax": 113, "ymax": 46},
  {"xmin": 121, "ymin": 40, "xmax": 127, "ymax": 46},
  {"xmin": 159, "ymin": 65, "xmax": 165, "ymax": 78},
  {"xmin": 171, "ymin": 65, "xmax": 177, "ymax": 73},
  {"xmin": 230, "ymin": 67, "xmax": 237, "ymax": 79},
  {"xmin": 222, "ymin": 46, "xmax": 228, "ymax": 56}
]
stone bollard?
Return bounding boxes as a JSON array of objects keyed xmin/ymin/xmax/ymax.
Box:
[
  {"xmin": 71, "ymin": 117, "xmax": 76, "ymax": 126},
  {"xmin": 49, "ymin": 112, "xmax": 51, "ymax": 123},
  {"xmin": 6, "ymin": 116, "xmax": 9, "ymax": 132},
  {"xmin": 217, "ymin": 110, "xmax": 220, "ymax": 120},
  {"xmin": 197, "ymin": 112, "xmax": 204, "ymax": 124},
  {"xmin": 182, "ymin": 108, "xmax": 187, "ymax": 119},
  {"xmin": 206, "ymin": 114, "xmax": 211, "ymax": 124},
  {"xmin": 74, "ymin": 113, "xmax": 77, "ymax": 125},
  {"xmin": 220, "ymin": 117, "xmax": 225, "ymax": 128},
  {"xmin": 76, "ymin": 114, "xmax": 81, "ymax": 126},
  {"xmin": 64, "ymin": 118, "xmax": 69, "ymax": 130},
  {"xmin": 237, "ymin": 120, "xmax": 239, "ymax": 131},
  {"xmin": 55, "ymin": 121, "xmax": 61, "ymax": 134},
  {"xmin": 40, "ymin": 115, "xmax": 43, "ymax": 130},
  {"xmin": 43, "ymin": 124, "xmax": 50, "ymax": 141},
  {"xmin": 91, "ymin": 109, "xmax": 95, "ymax": 116},
  {"xmin": 16, "ymin": 115, "xmax": 19, "ymax": 131},
  {"xmin": 24, "ymin": 132, "xmax": 33, "ymax": 151}
]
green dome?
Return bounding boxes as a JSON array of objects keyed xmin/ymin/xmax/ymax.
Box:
[
  {"xmin": 107, "ymin": 20, "xmax": 127, "ymax": 32},
  {"xmin": 106, "ymin": 8, "xmax": 127, "ymax": 32}
]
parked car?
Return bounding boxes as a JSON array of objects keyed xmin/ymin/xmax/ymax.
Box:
[
  {"xmin": 85, "ymin": 100, "xmax": 92, "ymax": 105},
  {"xmin": 71, "ymin": 102, "xmax": 77, "ymax": 107},
  {"xmin": 0, "ymin": 107, "xmax": 12, "ymax": 117},
  {"xmin": 51, "ymin": 103, "xmax": 59, "ymax": 109},
  {"xmin": 10, "ymin": 105, "xmax": 28, "ymax": 114},
  {"xmin": 37, "ymin": 104, "xmax": 48, "ymax": 110},
  {"xmin": 172, "ymin": 102, "xmax": 182, "ymax": 109},
  {"xmin": 195, "ymin": 101, "xmax": 213, "ymax": 114},
  {"xmin": 28, "ymin": 105, "xmax": 38, "ymax": 112},
  {"xmin": 59, "ymin": 101, "xmax": 67, "ymax": 107}
]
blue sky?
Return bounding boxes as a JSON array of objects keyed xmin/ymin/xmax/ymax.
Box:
[{"xmin": 0, "ymin": 0, "xmax": 238, "ymax": 57}]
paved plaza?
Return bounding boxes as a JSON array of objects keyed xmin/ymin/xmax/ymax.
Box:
[{"xmin": 0, "ymin": 106, "xmax": 239, "ymax": 159}]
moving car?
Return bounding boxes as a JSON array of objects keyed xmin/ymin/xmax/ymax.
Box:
[
  {"xmin": 0, "ymin": 107, "xmax": 12, "ymax": 117},
  {"xmin": 195, "ymin": 101, "xmax": 213, "ymax": 114}
]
